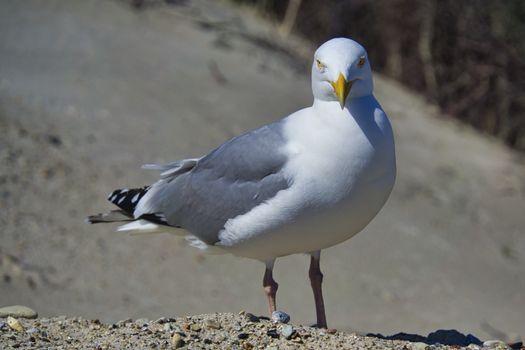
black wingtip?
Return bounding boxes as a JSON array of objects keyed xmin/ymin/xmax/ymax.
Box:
[{"xmin": 107, "ymin": 186, "xmax": 150, "ymax": 214}]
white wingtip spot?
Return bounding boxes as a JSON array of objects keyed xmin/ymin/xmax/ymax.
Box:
[{"xmin": 155, "ymin": 213, "xmax": 167, "ymax": 222}]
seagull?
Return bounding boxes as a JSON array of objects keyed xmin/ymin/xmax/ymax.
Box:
[{"xmin": 87, "ymin": 38, "xmax": 396, "ymax": 328}]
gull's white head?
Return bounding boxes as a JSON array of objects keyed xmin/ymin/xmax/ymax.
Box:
[{"xmin": 312, "ymin": 38, "xmax": 373, "ymax": 108}]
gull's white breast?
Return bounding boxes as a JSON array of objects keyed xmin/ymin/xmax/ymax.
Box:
[{"xmin": 218, "ymin": 96, "xmax": 396, "ymax": 260}]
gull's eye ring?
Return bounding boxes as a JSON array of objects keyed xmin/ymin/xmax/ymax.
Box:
[
  {"xmin": 315, "ymin": 59, "xmax": 326, "ymax": 71},
  {"xmin": 357, "ymin": 56, "xmax": 366, "ymax": 68}
]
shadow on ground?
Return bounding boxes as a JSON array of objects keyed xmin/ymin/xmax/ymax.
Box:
[{"xmin": 369, "ymin": 329, "xmax": 523, "ymax": 348}]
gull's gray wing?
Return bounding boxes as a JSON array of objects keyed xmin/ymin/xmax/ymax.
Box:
[{"xmin": 135, "ymin": 120, "xmax": 290, "ymax": 244}]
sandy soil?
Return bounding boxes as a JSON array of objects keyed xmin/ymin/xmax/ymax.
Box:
[{"xmin": 0, "ymin": 0, "xmax": 524, "ymax": 343}]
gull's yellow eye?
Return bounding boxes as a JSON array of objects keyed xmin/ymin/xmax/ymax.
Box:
[
  {"xmin": 316, "ymin": 59, "xmax": 326, "ymax": 71},
  {"xmin": 357, "ymin": 56, "xmax": 366, "ymax": 68}
]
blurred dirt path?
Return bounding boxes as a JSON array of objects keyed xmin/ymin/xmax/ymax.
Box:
[{"xmin": 0, "ymin": 0, "xmax": 523, "ymax": 341}]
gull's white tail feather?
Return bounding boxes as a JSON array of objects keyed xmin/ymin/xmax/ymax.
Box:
[
  {"xmin": 117, "ymin": 220, "xmax": 186, "ymax": 236},
  {"xmin": 117, "ymin": 221, "xmax": 225, "ymax": 254}
]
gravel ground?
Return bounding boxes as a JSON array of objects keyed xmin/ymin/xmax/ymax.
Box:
[{"xmin": 1, "ymin": 311, "xmax": 521, "ymax": 350}]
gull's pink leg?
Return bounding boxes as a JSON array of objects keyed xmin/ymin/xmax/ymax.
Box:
[
  {"xmin": 309, "ymin": 251, "xmax": 327, "ymax": 328},
  {"xmin": 263, "ymin": 260, "xmax": 278, "ymax": 315}
]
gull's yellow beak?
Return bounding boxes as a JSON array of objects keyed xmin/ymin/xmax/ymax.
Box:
[{"xmin": 330, "ymin": 73, "xmax": 352, "ymax": 109}]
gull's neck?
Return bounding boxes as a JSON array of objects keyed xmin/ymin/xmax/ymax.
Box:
[{"xmin": 312, "ymin": 94, "xmax": 375, "ymax": 115}]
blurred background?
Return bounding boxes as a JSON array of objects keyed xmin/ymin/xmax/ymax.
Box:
[
  {"xmin": 1, "ymin": 0, "xmax": 524, "ymax": 342},
  {"xmin": 235, "ymin": 0, "xmax": 525, "ymax": 152}
]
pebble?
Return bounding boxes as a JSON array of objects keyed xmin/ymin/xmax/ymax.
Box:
[
  {"xmin": 163, "ymin": 323, "xmax": 172, "ymax": 332},
  {"xmin": 0, "ymin": 305, "xmax": 38, "ymax": 319},
  {"xmin": 204, "ymin": 319, "xmax": 221, "ymax": 330},
  {"xmin": 237, "ymin": 332, "xmax": 249, "ymax": 339},
  {"xmin": 267, "ymin": 328, "xmax": 279, "ymax": 339},
  {"xmin": 190, "ymin": 323, "xmax": 202, "ymax": 332},
  {"xmin": 155, "ymin": 317, "xmax": 168, "ymax": 324},
  {"xmin": 7, "ymin": 316, "xmax": 24, "ymax": 332},
  {"xmin": 271, "ymin": 311, "xmax": 290, "ymax": 324},
  {"xmin": 26, "ymin": 327, "xmax": 39, "ymax": 334},
  {"xmin": 244, "ymin": 313, "xmax": 260, "ymax": 323},
  {"xmin": 134, "ymin": 318, "xmax": 149, "ymax": 326},
  {"xmin": 242, "ymin": 342, "xmax": 254, "ymax": 349},
  {"xmin": 171, "ymin": 333, "xmax": 183, "ymax": 348},
  {"xmin": 116, "ymin": 318, "xmax": 132, "ymax": 327},
  {"xmin": 483, "ymin": 340, "xmax": 509, "ymax": 349},
  {"xmin": 411, "ymin": 342, "xmax": 429, "ymax": 350},
  {"xmin": 0, "ymin": 321, "xmax": 6, "ymax": 330},
  {"xmin": 281, "ymin": 324, "xmax": 294, "ymax": 339},
  {"xmin": 292, "ymin": 336, "xmax": 303, "ymax": 343}
]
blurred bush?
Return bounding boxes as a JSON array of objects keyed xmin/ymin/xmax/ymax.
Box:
[{"xmin": 233, "ymin": 0, "xmax": 525, "ymax": 151}]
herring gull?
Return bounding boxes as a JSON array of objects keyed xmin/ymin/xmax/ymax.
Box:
[{"xmin": 88, "ymin": 38, "xmax": 396, "ymax": 328}]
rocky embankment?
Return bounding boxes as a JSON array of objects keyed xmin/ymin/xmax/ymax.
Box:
[{"xmin": 0, "ymin": 306, "xmax": 522, "ymax": 350}]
